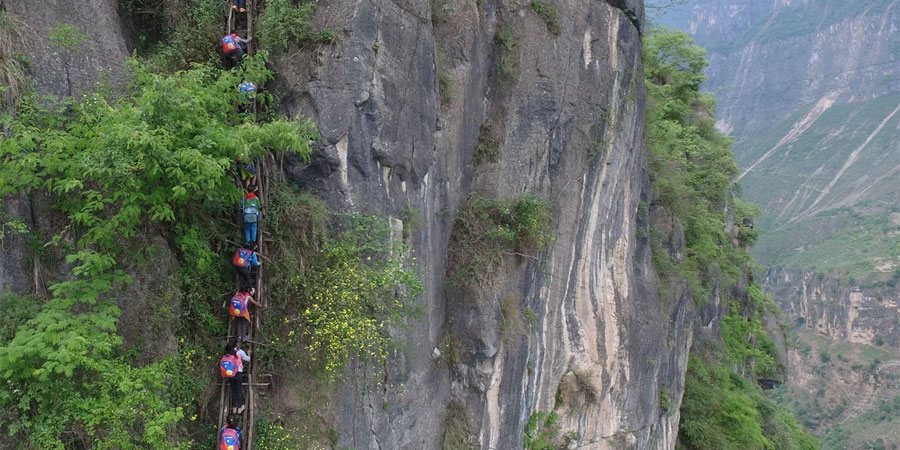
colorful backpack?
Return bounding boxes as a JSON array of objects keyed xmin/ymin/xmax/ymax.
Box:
[
  {"xmin": 219, "ymin": 427, "xmax": 240, "ymax": 450},
  {"xmin": 230, "ymin": 292, "xmax": 249, "ymax": 317},
  {"xmin": 242, "ymin": 197, "xmax": 260, "ymax": 224},
  {"xmin": 221, "ymin": 35, "xmax": 239, "ymax": 54},
  {"xmin": 233, "ymin": 248, "xmax": 251, "ymax": 267},
  {"xmin": 220, "ymin": 354, "xmax": 241, "ymax": 378}
]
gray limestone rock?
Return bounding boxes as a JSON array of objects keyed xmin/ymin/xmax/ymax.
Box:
[{"xmin": 272, "ymin": 0, "xmax": 691, "ymax": 448}]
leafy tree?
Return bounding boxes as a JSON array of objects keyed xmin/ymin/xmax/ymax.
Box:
[{"xmin": 0, "ymin": 53, "xmax": 315, "ymax": 447}]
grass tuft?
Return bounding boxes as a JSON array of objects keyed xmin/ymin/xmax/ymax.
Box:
[{"xmin": 530, "ymin": 0, "xmax": 561, "ymax": 36}]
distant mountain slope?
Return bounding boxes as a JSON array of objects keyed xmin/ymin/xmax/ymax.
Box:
[{"xmin": 662, "ymin": 0, "xmax": 900, "ymax": 283}]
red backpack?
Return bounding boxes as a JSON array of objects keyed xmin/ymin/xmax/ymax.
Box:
[
  {"xmin": 233, "ymin": 248, "xmax": 251, "ymax": 267},
  {"xmin": 220, "ymin": 427, "xmax": 240, "ymax": 450},
  {"xmin": 221, "ymin": 34, "xmax": 240, "ymax": 55},
  {"xmin": 219, "ymin": 354, "xmax": 242, "ymax": 378},
  {"xmin": 230, "ymin": 292, "xmax": 249, "ymax": 318}
]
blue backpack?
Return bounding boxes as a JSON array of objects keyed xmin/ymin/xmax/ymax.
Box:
[
  {"xmin": 238, "ymin": 81, "xmax": 257, "ymax": 100},
  {"xmin": 242, "ymin": 197, "xmax": 260, "ymax": 224}
]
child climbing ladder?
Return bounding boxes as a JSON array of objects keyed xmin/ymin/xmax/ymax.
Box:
[
  {"xmin": 216, "ymin": 1, "xmax": 267, "ymax": 448},
  {"xmin": 218, "ymin": 162, "xmax": 269, "ymax": 450}
]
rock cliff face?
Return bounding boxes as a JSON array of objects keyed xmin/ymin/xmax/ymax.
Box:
[
  {"xmin": 275, "ymin": 0, "xmax": 695, "ymax": 448},
  {"xmin": 5, "ymin": 0, "xmax": 129, "ymax": 97},
  {"xmin": 766, "ymin": 269, "xmax": 900, "ymax": 348},
  {"xmin": 3, "ymin": 0, "xmax": 701, "ymax": 448}
]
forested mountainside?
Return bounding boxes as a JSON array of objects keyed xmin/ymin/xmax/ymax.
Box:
[
  {"xmin": 0, "ymin": 0, "xmax": 809, "ymax": 448},
  {"xmin": 661, "ymin": 0, "xmax": 900, "ymax": 448}
]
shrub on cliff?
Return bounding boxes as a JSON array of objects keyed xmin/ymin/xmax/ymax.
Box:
[
  {"xmin": 645, "ymin": 27, "xmax": 748, "ymax": 303},
  {"xmin": 262, "ymin": 195, "xmax": 423, "ymax": 380},
  {"xmin": 257, "ymin": 0, "xmax": 316, "ymax": 52},
  {"xmin": 447, "ymin": 194, "xmax": 552, "ymax": 289}
]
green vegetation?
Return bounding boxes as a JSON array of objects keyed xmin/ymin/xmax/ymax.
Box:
[
  {"xmin": 447, "ymin": 194, "xmax": 552, "ymax": 288},
  {"xmin": 442, "ymin": 401, "xmax": 475, "ymax": 450},
  {"xmin": 400, "ymin": 206, "xmax": 422, "ymax": 241},
  {"xmin": 257, "ymin": 0, "xmax": 316, "ymax": 52},
  {"xmin": 737, "ymin": 90, "xmax": 900, "ymax": 284},
  {"xmin": 119, "ymin": 0, "xmax": 225, "ymax": 71},
  {"xmin": 0, "ymin": 55, "xmax": 314, "ymax": 447},
  {"xmin": 254, "ymin": 414, "xmax": 305, "ymax": 449},
  {"xmin": 644, "ymin": 28, "xmax": 815, "ymax": 450},
  {"xmin": 316, "ymin": 29, "xmax": 337, "ymax": 44},
  {"xmin": 296, "ymin": 215, "xmax": 423, "ymax": 377},
  {"xmin": 438, "ymin": 49, "xmax": 453, "ymax": 107},
  {"xmin": 495, "ymin": 26, "xmax": 519, "ymax": 81},
  {"xmin": 780, "ymin": 321, "xmax": 900, "ymax": 445},
  {"xmin": 473, "ymin": 120, "xmax": 501, "ymax": 165},
  {"xmin": 500, "ymin": 295, "xmax": 527, "ymax": 344},
  {"xmin": 524, "ymin": 411, "xmax": 559, "ymax": 449},
  {"xmin": 644, "ymin": 27, "xmax": 751, "ymax": 304},
  {"xmin": 817, "ymin": 397, "xmax": 900, "ymax": 450},
  {"xmin": 680, "ymin": 357, "xmax": 817, "ymax": 450},
  {"xmin": 119, "ymin": 0, "xmax": 321, "ymax": 69},
  {"xmin": 261, "ymin": 186, "xmax": 423, "ymax": 379},
  {"xmin": 721, "ymin": 286, "xmax": 781, "ymax": 380},
  {"xmin": 660, "ymin": 386, "xmax": 672, "ymax": 412},
  {"xmin": 754, "ymin": 204, "xmax": 900, "ymax": 284},
  {"xmin": 530, "ymin": 0, "xmax": 561, "ymax": 37},
  {"xmin": 438, "ymin": 331, "xmax": 463, "ymax": 366},
  {"xmin": 47, "ymin": 24, "xmax": 87, "ymax": 51}
]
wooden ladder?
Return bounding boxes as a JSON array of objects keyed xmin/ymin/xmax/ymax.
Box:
[{"xmin": 218, "ymin": 2, "xmax": 265, "ymax": 448}]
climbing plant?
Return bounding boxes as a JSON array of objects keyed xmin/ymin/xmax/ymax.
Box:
[{"xmin": 0, "ymin": 54, "xmax": 315, "ymax": 447}]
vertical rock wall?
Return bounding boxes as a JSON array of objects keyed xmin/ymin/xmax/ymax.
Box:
[
  {"xmin": 766, "ymin": 268, "xmax": 900, "ymax": 348},
  {"xmin": 5, "ymin": 0, "xmax": 130, "ymax": 97},
  {"xmin": 275, "ymin": 0, "xmax": 692, "ymax": 448}
]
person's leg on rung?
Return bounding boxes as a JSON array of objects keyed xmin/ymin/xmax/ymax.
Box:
[
  {"xmin": 236, "ymin": 266, "xmax": 251, "ymax": 289},
  {"xmin": 244, "ymin": 221, "xmax": 257, "ymax": 244},
  {"xmin": 229, "ymin": 374, "xmax": 242, "ymax": 411}
]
